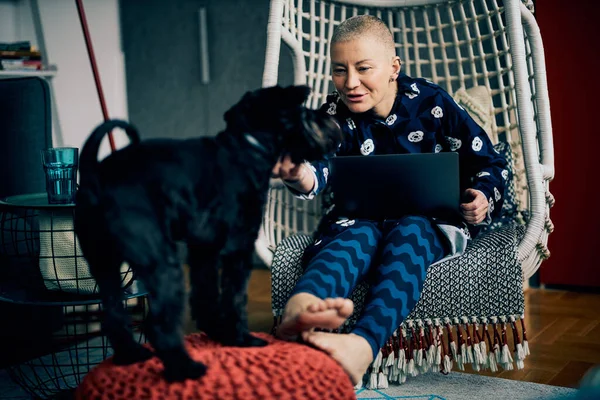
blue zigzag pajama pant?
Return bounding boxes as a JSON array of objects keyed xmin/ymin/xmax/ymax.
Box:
[{"xmin": 291, "ymin": 215, "xmax": 448, "ymax": 358}]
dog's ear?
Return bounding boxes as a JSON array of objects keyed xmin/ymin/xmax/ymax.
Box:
[
  {"xmin": 223, "ymin": 85, "xmax": 311, "ymax": 131},
  {"xmin": 284, "ymin": 85, "xmax": 311, "ymax": 105},
  {"xmin": 223, "ymin": 90, "xmax": 255, "ymax": 127}
]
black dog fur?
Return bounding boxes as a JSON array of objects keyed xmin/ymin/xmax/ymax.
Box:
[{"xmin": 74, "ymin": 85, "xmax": 342, "ymax": 382}]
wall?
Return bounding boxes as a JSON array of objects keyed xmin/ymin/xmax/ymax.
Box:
[
  {"xmin": 1, "ymin": 0, "xmax": 295, "ymax": 155},
  {"xmin": 0, "ymin": 0, "xmax": 129, "ymax": 159},
  {"xmin": 120, "ymin": 0, "xmax": 293, "ymax": 140},
  {"xmin": 0, "ymin": 1, "xmax": 17, "ymax": 41},
  {"xmin": 536, "ymin": 1, "xmax": 600, "ymax": 288}
]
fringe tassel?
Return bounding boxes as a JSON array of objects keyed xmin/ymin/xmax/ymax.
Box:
[
  {"xmin": 399, "ymin": 370, "xmax": 407, "ymax": 384},
  {"xmin": 480, "ymin": 319, "xmax": 489, "ymax": 370},
  {"xmin": 377, "ymin": 370, "xmax": 389, "ymax": 389},
  {"xmin": 385, "ymin": 344, "xmax": 396, "ymax": 368},
  {"xmin": 462, "ymin": 317, "xmax": 475, "ymax": 365},
  {"xmin": 400, "ymin": 327, "xmax": 409, "ymax": 375},
  {"xmin": 410, "ymin": 324, "xmax": 423, "ymax": 372},
  {"xmin": 415, "ymin": 324, "xmax": 423, "ymax": 372},
  {"xmin": 514, "ymin": 343, "xmax": 525, "ymax": 369},
  {"xmin": 382, "ymin": 337, "xmax": 394, "ymax": 384},
  {"xmin": 367, "ymin": 369, "xmax": 378, "ymax": 389},
  {"xmin": 426, "ymin": 326, "xmax": 435, "ymax": 366},
  {"xmin": 491, "ymin": 317, "xmax": 503, "ymax": 372},
  {"xmin": 472, "ymin": 319, "xmax": 482, "ymax": 364},
  {"xmin": 520, "ymin": 316, "xmax": 530, "ymax": 356},
  {"xmin": 440, "ymin": 319, "xmax": 452, "ymax": 374},
  {"xmin": 445, "ymin": 318, "xmax": 458, "ymax": 364},
  {"xmin": 397, "ymin": 329, "xmax": 407, "ymax": 383},
  {"xmin": 372, "ymin": 349, "xmax": 383, "ymax": 371},
  {"xmin": 510, "ymin": 316, "xmax": 525, "ymax": 369},
  {"xmin": 358, "ymin": 315, "xmax": 532, "ymax": 388},
  {"xmin": 371, "ymin": 349, "xmax": 384, "ymax": 388},
  {"xmin": 500, "ymin": 317, "xmax": 514, "ymax": 370},
  {"xmin": 417, "ymin": 324, "xmax": 426, "ymax": 369},
  {"xmin": 483, "ymin": 319, "xmax": 498, "ymax": 372},
  {"xmin": 406, "ymin": 323, "xmax": 417, "ymax": 377},
  {"xmin": 455, "ymin": 318, "xmax": 466, "ymax": 371},
  {"xmin": 388, "ymin": 333, "xmax": 399, "ymax": 383},
  {"xmin": 390, "ymin": 359, "xmax": 399, "ymax": 383},
  {"xmin": 425, "ymin": 320, "xmax": 435, "ymax": 373},
  {"xmin": 433, "ymin": 320, "xmax": 442, "ymax": 373},
  {"xmin": 488, "ymin": 350, "xmax": 498, "ymax": 373},
  {"xmin": 465, "ymin": 317, "xmax": 480, "ymax": 371},
  {"xmin": 443, "ymin": 354, "xmax": 453, "ymax": 374},
  {"xmin": 398, "ymin": 347, "xmax": 406, "ymax": 374},
  {"xmin": 407, "ymin": 358, "xmax": 416, "ymax": 377}
]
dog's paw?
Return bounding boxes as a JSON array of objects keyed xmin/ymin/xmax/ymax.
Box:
[
  {"xmin": 112, "ymin": 346, "xmax": 154, "ymax": 365},
  {"xmin": 241, "ymin": 334, "xmax": 269, "ymax": 347},
  {"xmin": 222, "ymin": 332, "xmax": 269, "ymax": 347},
  {"xmin": 163, "ymin": 360, "xmax": 207, "ymax": 382}
]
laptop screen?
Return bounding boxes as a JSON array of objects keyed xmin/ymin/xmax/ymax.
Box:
[{"xmin": 328, "ymin": 153, "xmax": 460, "ymax": 221}]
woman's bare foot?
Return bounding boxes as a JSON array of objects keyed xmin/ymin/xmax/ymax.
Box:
[
  {"xmin": 302, "ymin": 331, "xmax": 373, "ymax": 385},
  {"xmin": 276, "ymin": 293, "xmax": 354, "ymax": 341}
]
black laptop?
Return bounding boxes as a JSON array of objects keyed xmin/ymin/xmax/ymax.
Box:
[{"xmin": 328, "ymin": 153, "xmax": 461, "ymax": 221}]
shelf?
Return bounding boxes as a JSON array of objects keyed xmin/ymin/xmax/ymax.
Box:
[{"xmin": 0, "ymin": 66, "xmax": 57, "ymax": 79}]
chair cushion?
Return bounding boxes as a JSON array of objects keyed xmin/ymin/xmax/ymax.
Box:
[
  {"xmin": 493, "ymin": 141, "xmax": 520, "ymax": 218},
  {"xmin": 271, "ymin": 225, "xmax": 526, "ymax": 324},
  {"xmin": 0, "ymin": 77, "xmax": 52, "ymax": 198},
  {"xmin": 479, "ymin": 142, "xmax": 522, "ymax": 234},
  {"xmin": 75, "ymin": 332, "xmax": 355, "ymax": 400}
]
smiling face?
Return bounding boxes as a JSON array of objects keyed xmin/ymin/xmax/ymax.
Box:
[{"xmin": 331, "ymin": 34, "xmax": 401, "ymax": 118}]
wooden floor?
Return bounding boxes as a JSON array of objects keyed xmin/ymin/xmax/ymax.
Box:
[{"xmin": 204, "ymin": 269, "xmax": 600, "ymax": 389}]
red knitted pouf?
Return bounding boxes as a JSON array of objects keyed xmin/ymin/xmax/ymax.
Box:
[{"xmin": 75, "ymin": 332, "xmax": 355, "ymax": 400}]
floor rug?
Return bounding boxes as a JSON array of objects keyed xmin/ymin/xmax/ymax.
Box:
[{"xmin": 355, "ymin": 372, "xmax": 579, "ymax": 400}]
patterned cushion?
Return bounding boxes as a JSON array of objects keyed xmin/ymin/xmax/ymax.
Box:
[
  {"xmin": 494, "ymin": 141, "xmax": 519, "ymax": 217},
  {"xmin": 479, "ymin": 141, "xmax": 521, "ymax": 233},
  {"xmin": 271, "ymin": 225, "xmax": 526, "ymax": 323},
  {"xmin": 452, "ymin": 85, "xmax": 522, "ymax": 228}
]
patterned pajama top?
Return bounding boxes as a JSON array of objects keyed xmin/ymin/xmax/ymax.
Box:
[{"xmin": 286, "ymin": 74, "xmax": 508, "ymax": 260}]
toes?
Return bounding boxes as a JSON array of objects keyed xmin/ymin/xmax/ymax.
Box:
[
  {"xmin": 317, "ymin": 298, "xmax": 354, "ymax": 318},
  {"xmin": 342, "ymin": 299, "xmax": 354, "ymax": 316},
  {"xmin": 307, "ymin": 300, "xmax": 327, "ymax": 313},
  {"xmin": 324, "ymin": 298, "xmax": 339, "ymax": 309}
]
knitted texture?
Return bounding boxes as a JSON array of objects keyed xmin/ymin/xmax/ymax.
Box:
[{"xmin": 75, "ymin": 332, "xmax": 355, "ymax": 400}]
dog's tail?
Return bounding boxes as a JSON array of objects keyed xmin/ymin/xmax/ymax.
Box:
[
  {"xmin": 78, "ymin": 120, "xmax": 141, "ymax": 200},
  {"xmin": 79, "ymin": 119, "xmax": 141, "ymax": 179}
]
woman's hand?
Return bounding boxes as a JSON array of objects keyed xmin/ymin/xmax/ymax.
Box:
[
  {"xmin": 271, "ymin": 154, "xmax": 306, "ymax": 182},
  {"xmin": 460, "ymin": 188, "xmax": 489, "ymax": 225},
  {"xmin": 271, "ymin": 154, "xmax": 315, "ymax": 194}
]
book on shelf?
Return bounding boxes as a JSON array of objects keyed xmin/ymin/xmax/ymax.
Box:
[
  {"xmin": 0, "ymin": 59, "xmax": 42, "ymax": 70},
  {"xmin": 0, "ymin": 41, "xmax": 46, "ymax": 72},
  {"xmin": 0, "ymin": 50, "xmax": 42, "ymax": 60},
  {"xmin": 0, "ymin": 41, "xmax": 33, "ymax": 51}
]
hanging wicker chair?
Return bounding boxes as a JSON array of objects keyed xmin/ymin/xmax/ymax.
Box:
[{"xmin": 256, "ymin": 0, "xmax": 554, "ymax": 387}]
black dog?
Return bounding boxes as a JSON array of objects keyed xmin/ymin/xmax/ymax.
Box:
[{"xmin": 74, "ymin": 85, "xmax": 341, "ymax": 382}]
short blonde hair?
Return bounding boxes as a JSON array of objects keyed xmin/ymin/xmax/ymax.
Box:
[{"xmin": 331, "ymin": 15, "xmax": 396, "ymax": 57}]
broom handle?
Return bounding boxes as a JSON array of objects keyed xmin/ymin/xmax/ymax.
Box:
[{"xmin": 75, "ymin": 0, "xmax": 117, "ymax": 152}]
